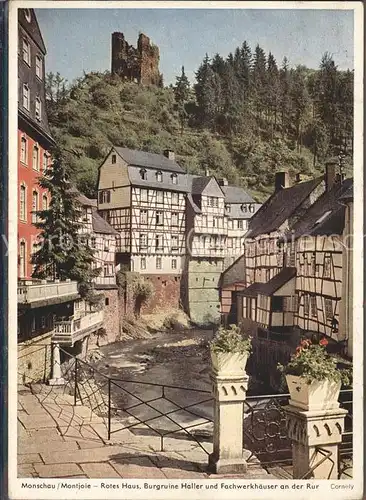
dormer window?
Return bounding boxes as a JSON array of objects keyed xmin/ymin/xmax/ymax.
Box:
[
  {"xmin": 140, "ymin": 169, "xmax": 147, "ymax": 180},
  {"xmin": 156, "ymin": 171, "xmax": 163, "ymax": 182},
  {"xmin": 171, "ymin": 173, "xmax": 178, "ymax": 185},
  {"xmin": 22, "ymin": 39, "xmax": 30, "ymax": 65},
  {"xmin": 35, "ymin": 97, "xmax": 41, "ymax": 121},
  {"xmin": 36, "ymin": 55, "xmax": 43, "ymax": 80},
  {"xmin": 241, "ymin": 204, "xmax": 248, "ymax": 213},
  {"xmin": 24, "ymin": 9, "xmax": 31, "ymax": 23},
  {"xmin": 249, "ymin": 204, "xmax": 255, "ymax": 213},
  {"xmin": 225, "ymin": 204, "xmax": 231, "ymax": 213},
  {"xmin": 22, "ymin": 84, "xmax": 29, "ymax": 110}
]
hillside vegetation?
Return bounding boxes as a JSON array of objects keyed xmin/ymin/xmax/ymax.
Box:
[{"xmin": 46, "ymin": 45, "xmax": 353, "ymax": 202}]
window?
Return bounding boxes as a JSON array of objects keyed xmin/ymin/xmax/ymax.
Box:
[
  {"xmin": 156, "ymin": 257, "xmax": 162, "ymax": 270},
  {"xmin": 24, "ymin": 9, "xmax": 31, "ymax": 22},
  {"xmin": 31, "ymin": 316, "xmax": 36, "ymax": 332},
  {"xmin": 227, "ymin": 238, "xmax": 233, "ymax": 248},
  {"xmin": 202, "ymin": 215, "xmax": 207, "ymax": 226},
  {"xmin": 140, "ymin": 233, "xmax": 147, "ymax": 249},
  {"xmin": 310, "ymin": 253, "xmax": 316, "ymax": 275},
  {"xmin": 237, "ymin": 220, "xmax": 243, "ymax": 230},
  {"xmin": 325, "ymin": 299, "xmax": 333, "ymax": 321},
  {"xmin": 304, "ymin": 295, "xmax": 310, "ymax": 316},
  {"xmin": 32, "ymin": 145, "xmax": 39, "ymax": 171},
  {"xmin": 90, "ymin": 237, "xmax": 96, "ymax": 248},
  {"xmin": 241, "ymin": 204, "xmax": 248, "ymax": 213},
  {"xmin": 35, "ymin": 55, "xmax": 43, "ymax": 79},
  {"xmin": 171, "ymin": 212, "xmax": 178, "ymax": 226},
  {"xmin": 311, "ymin": 296, "xmax": 317, "ymax": 317},
  {"xmin": 140, "ymin": 189, "xmax": 148, "ymax": 202},
  {"xmin": 22, "ymin": 39, "xmax": 30, "ymax": 65},
  {"xmin": 35, "ymin": 97, "xmax": 41, "ymax": 121},
  {"xmin": 324, "ymin": 256, "xmax": 331, "ymax": 278},
  {"xmin": 141, "ymin": 257, "xmax": 146, "ymax": 270},
  {"xmin": 156, "ymin": 211, "xmax": 163, "ymax": 226},
  {"xmin": 104, "ymin": 264, "xmax": 114, "ymax": 276},
  {"xmin": 140, "ymin": 169, "xmax": 147, "ymax": 180},
  {"xmin": 20, "ymin": 185, "xmax": 26, "ymax": 221},
  {"xmin": 140, "ymin": 209, "xmax": 148, "ymax": 224},
  {"xmin": 156, "ymin": 171, "xmax": 163, "ymax": 182},
  {"xmin": 171, "ymin": 174, "xmax": 178, "ymax": 185},
  {"xmin": 32, "ymin": 190, "xmax": 38, "ymax": 223},
  {"xmin": 42, "ymin": 194, "xmax": 48, "ymax": 211},
  {"xmin": 156, "ymin": 191, "xmax": 163, "ymax": 203},
  {"xmin": 172, "ymin": 193, "xmax": 178, "ymax": 205},
  {"xmin": 19, "ymin": 241, "xmax": 26, "ymax": 278},
  {"xmin": 225, "ymin": 204, "xmax": 231, "ymax": 213},
  {"xmin": 20, "ymin": 136, "xmax": 27, "ymax": 163},
  {"xmin": 42, "ymin": 153, "xmax": 48, "ymax": 172},
  {"xmin": 228, "ymin": 219, "xmax": 233, "ymax": 229},
  {"xmin": 41, "ymin": 316, "xmax": 46, "ymax": 328},
  {"xmin": 111, "ymin": 154, "xmax": 117, "ymax": 164},
  {"xmin": 172, "ymin": 259, "xmax": 177, "ymax": 270},
  {"xmin": 271, "ymin": 296, "xmax": 284, "ymax": 312},
  {"xmin": 99, "ymin": 190, "xmax": 111, "ymax": 204},
  {"xmin": 171, "ymin": 235, "xmax": 179, "ymax": 250},
  {"xmin": 105, "ymin": 298, "xmax": 110, "ymax": 306},
  {"xmin": 213, "ymin": 217, "xmax": 217, "ymax": 228},
  {"xmin": 155, "ymin": 234, "xmax": 163, "ymax": 250},
  {"xmin": 22, "ymin": 84, "xmax": 29, "ymax": 110}
]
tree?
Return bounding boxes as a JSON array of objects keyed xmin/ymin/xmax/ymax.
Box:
[
  {"xmin": 266, "ymin": 52, "xmax": 280, "ymax": 131},
  {"xmin": 31, "ymin": 147, "xmax": 100, "ymax": 300},
  {"xmin": 290, "ymin": 66, "xmax": 310, "ymax": 151},
  {"xmin": 194, "ymin": 55, "xmax": 217, "ymax": 127},
  {"xmin": 174, "ymin": 66, "xmax": 191, "ymax": 135},
  {"xmin": 45, "ymin": 72, "xmax": 69, "ymax": 123},
  {"xmin": 252, "ymin": 44, "xmax": 267, "ymax": 118},
  {"xmin": 279, "ymin": 57, "xmax": 292, "ymax": 137}
]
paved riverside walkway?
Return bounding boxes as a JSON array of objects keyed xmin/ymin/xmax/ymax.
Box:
[{"xmin": 18, "ymin": 384, "xmax": 276, "ymax": 480}]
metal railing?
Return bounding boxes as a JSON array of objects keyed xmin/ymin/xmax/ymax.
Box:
[{"xmin": 18, "ymin": 346, "xmax": 353, "ymax": 479}]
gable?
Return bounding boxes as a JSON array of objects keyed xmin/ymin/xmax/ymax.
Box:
[
  {"xmin": 98, "ymin": 148, "xmax": 130, "ymax": 190},
  {"xmin": 201, "ymin": 177, "xmax": 225, "ymax": 198}
]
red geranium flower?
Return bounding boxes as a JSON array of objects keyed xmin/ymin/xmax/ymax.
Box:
[{"xmin": 319, "ymin": 338, "xmax": 328, "ymax": 346}]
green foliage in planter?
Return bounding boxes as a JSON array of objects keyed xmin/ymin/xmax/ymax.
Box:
[
  {"xmin": 210, "ymin": 324, "xmax": 252, "ymax": 355},
  {"xmin": 278, "ymin": 338, "xmax": 352, "ymax": 386}
]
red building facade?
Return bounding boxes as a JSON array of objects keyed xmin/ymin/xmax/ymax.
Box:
[{"xmin": 18, "ymin": 8, "xmax": 54, "ymax": 278}]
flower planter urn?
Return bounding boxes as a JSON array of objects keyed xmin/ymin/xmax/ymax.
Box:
[
  {"xmin": 211, "ymin": 351, "xmax": 248, "ymax": 377},
  {"xmin": 286, "ymin": 374, "xmax": 341, "ymax": 411}
]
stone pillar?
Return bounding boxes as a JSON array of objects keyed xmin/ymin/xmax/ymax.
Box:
[
  {"xmin": 48, "ymin": 342, "xmax": 65, "ymax": 386},
  {"xmin": 285, "ymin": 405, "xmax": 347, "ymax": 479},
  {"xmin": 209, "ymin": 371, "xmax": 249, "ymax": 474}
]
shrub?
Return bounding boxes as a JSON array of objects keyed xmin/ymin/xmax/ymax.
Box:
[{"xmin": 210, "ymin": 324, "xmax": 252, "ymax": 355}]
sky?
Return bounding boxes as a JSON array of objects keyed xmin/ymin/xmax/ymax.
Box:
[{"xmin": 35, "ymin": 7, "xmax": 354, "ymax": 86}]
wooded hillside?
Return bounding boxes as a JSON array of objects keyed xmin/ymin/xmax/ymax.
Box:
[{"xmin": 46, "ymin": 43, "xmax": 353, "ymax": 201}]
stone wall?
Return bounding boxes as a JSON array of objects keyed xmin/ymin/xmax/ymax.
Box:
[
  {"xmin": 100, "ymin": 288, "xmax": 121, "ymax": 344},
  {"xmin": 18, "ymin": 331, "xmax": 53, "ymax": 384},
  {"xmin": 187, "ymin": 259, "xmax": 223, "ymax": 325},
  {"xmin": 111, "ymin": 32, "xmax": 161, "ymax": 86},
  {"xmin": 142, "ymin": 274, "xmax": 181, "ymax": 313}
]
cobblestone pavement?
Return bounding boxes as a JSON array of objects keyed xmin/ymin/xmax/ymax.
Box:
[{"xmin": 18, "ymin": 384, "xmax": 276, "ymax": 480}]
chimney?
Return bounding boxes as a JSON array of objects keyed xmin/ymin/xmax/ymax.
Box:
[
  {"xmin": 205, "ymin": 168, "xmax": 210, "ymax": 177},
  {"xmin": 163, "ymin": 149, "xmax": 175, "ymax": 161},
  {"xmin": 275, "ymin": 172, "xmax": 290, "ymax": 192},
  {"xmin": 325, "ymin": 161, "xmax": 337, "ymax": 191},
  {"xmin": 218, "ymin": 178, "xmax": 228, "ymax": 186},
  {"xmin": 295, "ymin": 173, "xmax": 302, "ymax": 183}
]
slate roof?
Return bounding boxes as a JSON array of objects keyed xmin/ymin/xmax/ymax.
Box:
[
  {"xmin": 114, "ymin": 147, "xmax": 185, "ymax": 173},
  {"xmin": 186, "ymin": 194, "xmax": 201, "ymax": 214},
  {"xmin": 246, "ymin": 176, "xmax": 324, "ymax": 238},
  {"xmin": 91, "ymin": 208, "xmax": 118, "ymax": 235},
  {"xmin": 237, "ymin": 282, "xmax": 265, "ymax": 297},
  {"xmin": 259, "ymin": 267, "xmax": 296, "ymax": 296},
  {"xmin": 220, "ymin": 255, "xmax": 246, "ymax": 288},
  {"xmin": 221, "ymin": 186, "xmax": 255, "ymax": 204},
  {"xmin": 128, "ymin": 166, "xmax": 190, "ymax": 193},
  {"xmin": 19, "ymin": 9, "xmax": 47, "ymax": 53},
  {"xmin": 191, "ymin": 176, "xmax": 212, "ymax": 195},
  {"xmin": 289, "ymin": 178, "xmax": 353, "ymax": 239},
  {"xmin": 227, "ymin": 203, "xmax": 262, "ymax": 220}
]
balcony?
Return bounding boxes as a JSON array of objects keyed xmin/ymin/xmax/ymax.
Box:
[
  {"xmin": 17, "ymin": 279, "xmax": 79, "ymax": 307},
  {"xmin": 53, "ymin": 310, "xmax": 104, "ymax": 346}
]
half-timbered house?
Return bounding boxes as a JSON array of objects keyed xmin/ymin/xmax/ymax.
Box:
[{"xmin": 97, "ymin": 147, "xmax": 189, "ymax": 311}]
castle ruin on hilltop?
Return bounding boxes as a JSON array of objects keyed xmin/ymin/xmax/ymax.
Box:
[{"xmin": 111, "ymin": 32, "xmax": 162, "ymax": 86}]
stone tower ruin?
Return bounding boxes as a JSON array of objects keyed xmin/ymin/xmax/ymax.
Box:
[{"xmin": 111, "ymin": 32, "xmax": 162, "ymax": 86}]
